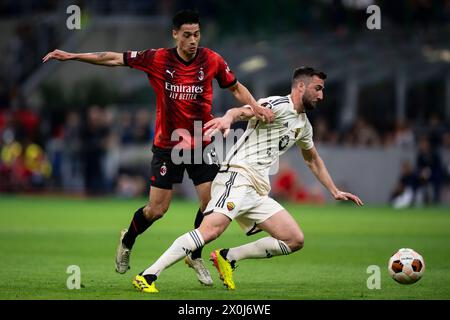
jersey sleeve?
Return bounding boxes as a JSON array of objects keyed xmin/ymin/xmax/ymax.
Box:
[
  {"xmin": 123, "ymin": 49, "xmax": 156, "ymax": 72},
  {"xmin": 214, "ymin": 54, "xmax": 237, "ymax": 89},
  {"xmin": 258, "ymin": 98, "xmax": 271, "ymax": 108},
  {"xmin": 258, "ymin": 97, "xmax": 285, "ymax": 118},
  {"xmin": 296, "ymin": 118, "xmax": 314, "ymax": 150}
]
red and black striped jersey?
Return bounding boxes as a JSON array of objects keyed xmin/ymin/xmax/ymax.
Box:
[{"xmin": 124, "ymin": 47, "xmax": 237, "ymax": 149}]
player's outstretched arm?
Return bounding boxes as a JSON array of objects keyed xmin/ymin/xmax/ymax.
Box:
[
  {"xmin": 204, "ymin": 106, "xmax": 254, "ymax": 138},
  {"xmin": 301, "ymin": 146, "xmax": 364, "ymax": 206},
  {"xmin": 42, "ymin": 49, "xmax": 124, "ymax": 67},
  {"xmin": 228, "ymin": 82, "xmax": 274, "ymax": 123}
]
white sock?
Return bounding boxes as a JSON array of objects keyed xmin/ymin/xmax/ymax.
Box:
[
  {"xmin": 142, "ymin": 229, "xmax": 204, "ymax": 277},
  {"xmin": 226, "ymin": 237, "xmax": 291, "ymax": 261}
]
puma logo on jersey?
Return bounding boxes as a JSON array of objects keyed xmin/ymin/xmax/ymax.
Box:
[{"xmin": 166, "ymin": 69, "xmax": 175, "ymax": 78}]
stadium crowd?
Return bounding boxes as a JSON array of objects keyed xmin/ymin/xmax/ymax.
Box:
[
  {"xmin": 1, "ymin": 103, "xmax": 448, "ymax": 205},
  {"xmin": 1, "ymin": 0, "xmax": 449, "ymax": 204},
  {"xmin": 1, "ymin": 0, "xmax": 449, "ymax": 109},
  {"xmin": 0, "ymin": 105, "xmax": 153, "ymax": 196}
]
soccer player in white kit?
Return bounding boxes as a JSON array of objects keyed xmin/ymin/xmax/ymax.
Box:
[{"xmin": 132, "ymin": 67, "xmax": 363, "ymax": 293}]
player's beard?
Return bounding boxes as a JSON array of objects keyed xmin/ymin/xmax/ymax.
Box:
[{"xmin": 302, "ymin": 94, "xmax": 317, "ymax": 111}]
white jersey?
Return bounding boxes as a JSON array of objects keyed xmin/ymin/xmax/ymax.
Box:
[{"xmin": 221, "ymin": 95, "xmax": 314, "ymax": 196}]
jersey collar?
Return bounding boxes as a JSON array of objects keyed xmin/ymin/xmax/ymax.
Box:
[
  {"xmin": 287, "ymin": 95, "xmax": 297, "ymax": 114},
  {"xmin": 287, "ymin": 94, "xmax": 306, "ymax": 115},
  {"xmin": 172, "ymin": 47, "xmax": 200, "ymax": 66},
  {"xmin": 287, "ymin": 95, "xmax": 307, "ymax": 128}
]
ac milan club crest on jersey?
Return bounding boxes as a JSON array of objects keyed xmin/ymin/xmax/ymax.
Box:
[
  {"xmin": 198, "ymin": 68, "xmax": 204, "ymax": 81},
  {"xmin": 160, "ymin": 164, "xmax": 167, "ymax": 176}
]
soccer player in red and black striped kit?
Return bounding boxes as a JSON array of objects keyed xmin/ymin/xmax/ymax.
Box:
[{"xmin": 43, "ymin": 10, "xmax": 274, "ymax": 286}]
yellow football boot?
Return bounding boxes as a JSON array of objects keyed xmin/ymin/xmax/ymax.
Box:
[
  {"xmin": 132, "ymin": 274, "xmax": 158, "ymax": 293},
  {"xmin": 210, "ymin": 249, "xmax": 236, "ymax": 290}
]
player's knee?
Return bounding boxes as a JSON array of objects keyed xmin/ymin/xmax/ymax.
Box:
[
  {"xmin": 198, "ymin": 194, "xmax": 211, "ymax": 212},
  {"xmin": 142, "ymin": 205, "xmax": 152, "ymax": 220},
  {"xmin": 199, "ymin": 225, "xmax": 223, "ymax": 243},
  {"xmin": 288, "ymin": 234, "xmax": 304, "ymax": 252},
  {"xmin": 210, "ymin": 226, "xmax": 224, "ymax": 240},
  {"xmin": 199, "ymin": 202, "xmax": 208, "ymax": 213},
  {"xmin": 145, "ymin": 203, "xmax": 169, "ymax": 220}
]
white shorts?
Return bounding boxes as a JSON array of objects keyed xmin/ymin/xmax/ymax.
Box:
[{"xmin": 205, "ymin": 171, "xmax": 284, "ymax": 235}]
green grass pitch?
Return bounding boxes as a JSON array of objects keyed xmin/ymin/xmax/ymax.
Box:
[{"xmin": 0, "ymin": 195, "xmax": 449, "ymax": 300}]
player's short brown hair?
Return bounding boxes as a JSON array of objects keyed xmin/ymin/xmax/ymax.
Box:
[
  {"xmin": 172, "ymin": 10, "xmax": 200, "ymax": 30},
  {"xmin": 292, "ymin": 66, "xmax": 327, "ymax": 83}
]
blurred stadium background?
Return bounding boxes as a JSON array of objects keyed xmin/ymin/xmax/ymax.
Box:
[{"xmin": 1, "ymin": 0, "xmax": 450, "ymax": 206}]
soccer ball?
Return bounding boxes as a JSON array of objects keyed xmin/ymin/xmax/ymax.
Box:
[{"xmin": 388, "ymin": 248, "xmax": 425, "ymax": 284}]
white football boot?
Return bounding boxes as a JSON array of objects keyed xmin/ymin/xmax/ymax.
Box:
[
  {"xmin": 185, "ymin": 255, "xmax": 213, "ymax": 286},
  {"xmin": 115, "ymin": 229, "xmax": 131, "ymax": 274}
]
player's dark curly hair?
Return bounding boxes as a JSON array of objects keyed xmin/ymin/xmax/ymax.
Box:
[{"xmin": 172, "ymin": 10, "xmax": 200, "ymax": 30}]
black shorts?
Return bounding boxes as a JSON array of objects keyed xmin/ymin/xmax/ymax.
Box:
[{"xmin": 150, "ymin": 145, "xmax": 220, "ymax": 190}]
